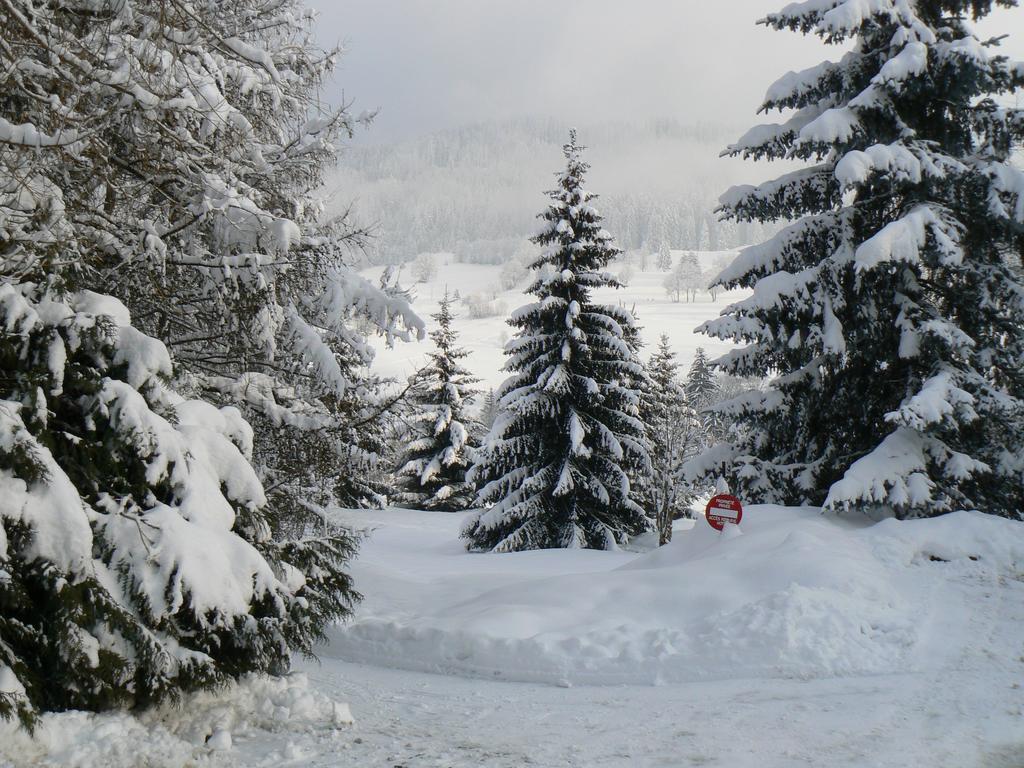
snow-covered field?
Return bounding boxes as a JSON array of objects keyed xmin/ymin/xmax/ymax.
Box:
[
  {"xmin": 7, "ymin": 505, "xmax": 1022, "ymax": 767},
  {"xmin": 362, "ymin": 252, "xmax": 744, "ymax": 390}
]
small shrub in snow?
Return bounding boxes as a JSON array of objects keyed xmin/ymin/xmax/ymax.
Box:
[
  {"xmin": 463, "ymin": 294, "xmax": 507, "ymax": 319},
  {"xmin": 410, "ymin": 254, "xmax": 439, "ymax": 284}
]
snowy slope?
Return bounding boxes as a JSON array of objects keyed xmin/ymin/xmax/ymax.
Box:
[{"xmin": 363, "ymin": 252, "xmax": 746, "ymax": 390}]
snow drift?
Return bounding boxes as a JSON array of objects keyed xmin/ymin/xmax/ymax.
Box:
[
  {"xmin": 325, "ymin": 505, "xmax": 1024, "ymax": 686},
  {"xmin": 0, "ymin": 673, "xmax": 351, "ymax": 768}
]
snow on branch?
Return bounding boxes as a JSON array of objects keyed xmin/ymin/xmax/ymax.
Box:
[
  {"xmin": 884, "ymin": 369, "xmax": 977, "ymax": 432},
  {"xmin": 317, "ymin": 266, "xmax": 425, "ymax": 350},
  {"xmin": 854, "ymin": 205, "xmax": 963, "ymax": 272}
]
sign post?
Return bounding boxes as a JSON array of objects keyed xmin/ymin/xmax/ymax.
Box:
[{"xmin": 705, "ymin": 494, "xmax": 743, "ymax": 531}]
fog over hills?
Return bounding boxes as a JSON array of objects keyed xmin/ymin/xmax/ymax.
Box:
[{"xmin": 324, "ymin": 117, "xmax": 782, "ymax": 266}]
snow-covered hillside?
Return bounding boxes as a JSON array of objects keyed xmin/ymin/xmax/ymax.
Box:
[
  {"xmin": 364, "ymin": 251, "xmax": 745, "ymax": 391},
  {"xmin": 324, "ymin": 118, "xmax": 778, "ymax": 266}
]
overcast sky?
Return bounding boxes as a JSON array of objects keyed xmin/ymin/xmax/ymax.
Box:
[{"xmin": 307, "ymin": 1, "xmax": 1024, "ymax": 143}]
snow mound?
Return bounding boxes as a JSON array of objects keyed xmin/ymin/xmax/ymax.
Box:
[
  {"xmin": 325, "ymin": 506, "xmax": 1024, "ymax": 687},
  {"xmin": 0, "ymin": 674, "xmax": 351, "ymax": 768}
]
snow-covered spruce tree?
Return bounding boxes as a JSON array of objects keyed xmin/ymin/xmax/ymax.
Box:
[
  {"xmin": 641, "ymin": 336, "xmax": 702, "ymax": 544},
  {"xmin": 479, "ymin": 388, "xmax": 499, "ymax": 431},
  {"xmin": 619, "ymin": 306, "xmax": 655, "ymax": 512},
  {"xmin": 463, "ymin": 132, "xmax": 653, "ymax": 551},
  {"xmin": 686, "ymin": 348, "xmax": 718, "ymax": 411},
  {"xmin": 0, "ymin": 286, "xmax": 355, "ymax": 726},
  {"xmin": 657, "ymin": 243, "xmax": 674, "ymax": 272},
  {"xmin": 690, "ymin": 0, "xmax": 1024, "ymax": 519},
  {"xmin": 0, "ymin": 0, "xmax": 422, "ymax": 514},
  {"xmin": 1, "ymin": 0, "xmax": 422, "ymax": 723},
  {"xmin": 685, "ymin": 347, "xmax": 725, "ymax": 441},
  {"xmin": 394, "ymin": 292, "xmax": 481, "ymax": 511}
]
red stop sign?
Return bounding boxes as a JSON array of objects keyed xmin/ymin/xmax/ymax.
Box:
[{"xmin": 705, "ymin": 494, "xmax": 743, "ymax": 531}]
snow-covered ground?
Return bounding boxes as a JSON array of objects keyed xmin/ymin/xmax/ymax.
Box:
[
  {"xmin": 8, "ymin": 505, "xmax": 1021, "ymax": 767},
  {"xmin": 362, "ymin": 252, "xmax": 744, "ymax": 390},
  {"xmin": 319, "ymin": 506, "xmax": 1024, "ymax": 767}
]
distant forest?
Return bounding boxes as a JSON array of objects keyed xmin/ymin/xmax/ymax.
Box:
[{"xmin": 326, "ymin": 118, "xmax": 780, "ymax": 265}]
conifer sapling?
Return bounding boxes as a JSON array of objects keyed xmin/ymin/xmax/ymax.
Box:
[{"xmin": 394, "ymin": 292, "xmax": 481, "ymax": 511}]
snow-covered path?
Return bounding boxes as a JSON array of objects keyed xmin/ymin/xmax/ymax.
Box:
[{"xmin": 292, "ymin": 655, "xmax": 1020, "ymax": 768}]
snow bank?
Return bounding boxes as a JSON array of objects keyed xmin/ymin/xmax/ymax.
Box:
[
  {"xmin": 325, "ymin": 506, "xmax": 1024, "ymax": 687},
  {"xmin": 0, "ymin": 674, "xmax": 351, "ymax": 768}
]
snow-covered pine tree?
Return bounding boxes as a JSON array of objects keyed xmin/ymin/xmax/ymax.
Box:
[
  {"xmin": 686, "ymin": 348, "xmax": 718, "ymax": 412},
  {"xmin": 479, "ymin": 389, "xmax": 499, "ymax": 431},
  {"xmin": 0, "ymin": 286, "xmax": 355, "ymax": 726},
  {"xmin": 690, "ymin": 0, "xmax": 1024, "ymax": 519},
  {"xmin": 657, "ymin": 244, "xmax": 674, "ymax": 271},
  {"xmin": 685, "ymin": 347, "xmax": 725, "ymax": 442},
  {"xmin": 641, "ymin": 336, "xmax": 702, "ymax": 544},
  {"xmin": 463, "ymin": 132, "xmax": 653, "ymax": 551},
  {"xmin": 0, "ymin": 0, "xmax": 423, "ymax": 514},
  {"xmin": 394, "ymin": 292, "xmax": 480, "ymax": 511}
]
